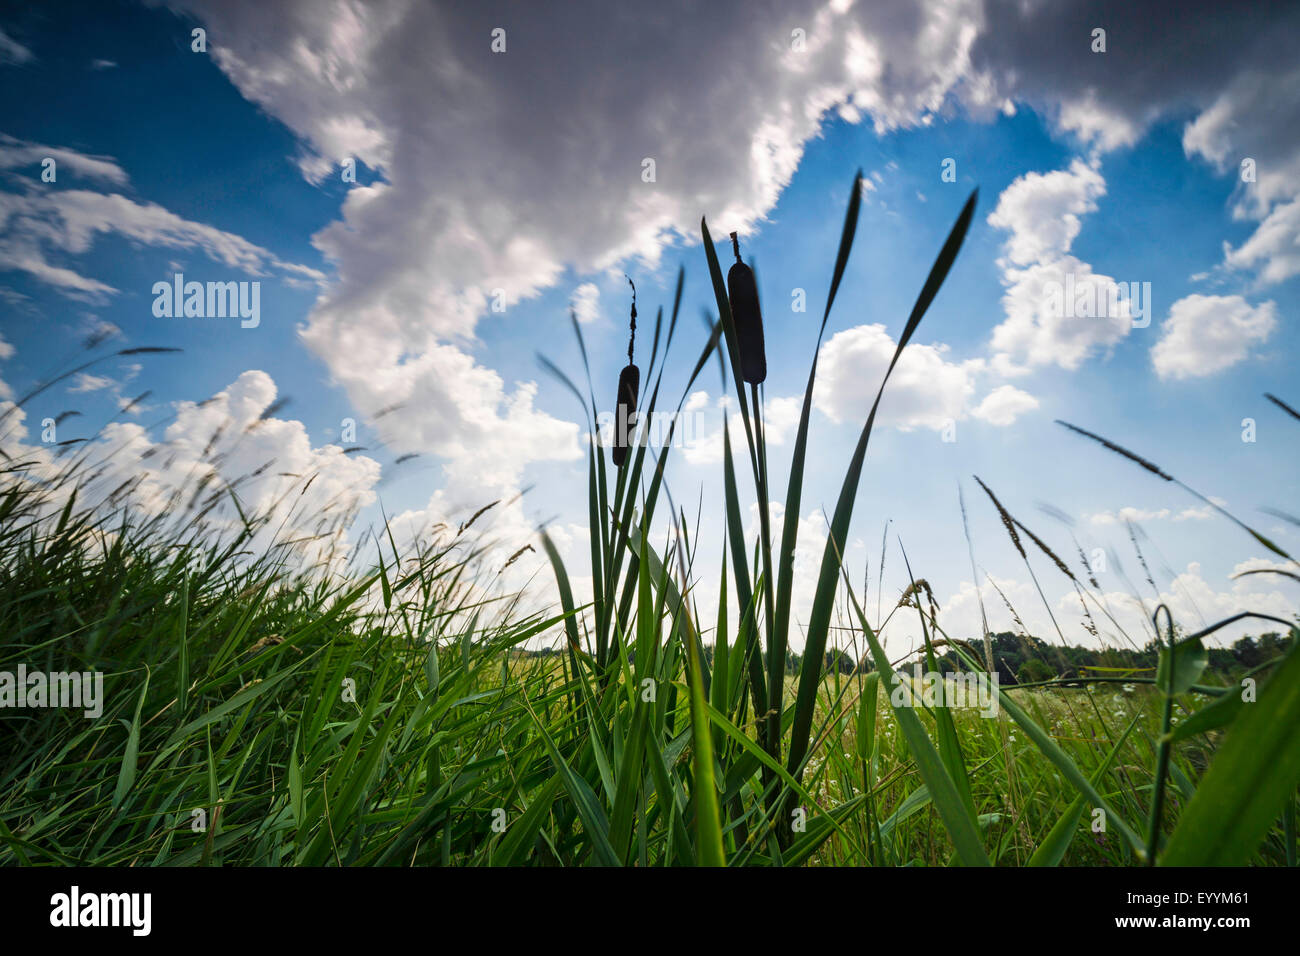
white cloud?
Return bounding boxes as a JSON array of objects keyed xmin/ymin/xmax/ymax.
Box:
[
  {"xmin": 163, "ymin": 0, "xmax": 992, "ymax": 526},
  {"xmin": 1053, "ymin": 91, "xmax": 1141, "ymax": 153},
  {"xmin": 938, "ymin": 574, "xmax": 1044, "ymax": 645},
  {"xmin": 1088, "ymin": 504, "xmax": 1218, "ymax": 526},
  {"xmin": 1182, "ymin": 63, "xmax": 1300, "ymax": 286},
  {"xmin": 571, "ymin": 282, "xmax": 601, "ymax": 325},
  {"xmin": 987, "ymin": 159, "xmax": 1106, "ymax": 266},
  {"xmin": 0, "ymin": 140, "xmax": 325, "ymax": 302},
  {"xmin": 1221, "ymin": 199, "xmax": 1300, "ymax": 286},
  {"xmin": 1077, "ymin": 560, "xmax": 1298, "ymax": 647},
  {"xmin": 0, "ymin": 27, "xmax": 33, "ymax": 65},
  {"xmin": 938, "ymin": 559, "xmax": 1296, "ymax": 650},
  {"xmin": 139, "ymin": 0, "xmax": 1300, "ymax": 568},
  {"xmin": 970, "ymin": 384, "xmax": 1038, "ymax": 426},
  {"xmin": 0, "ymin": 368, "xmax": 381, "ymax": 573},
  {"xmin": 986, "ymin": 159, "xmax": 1136, "ymax": 372},
  {"xmin": 1089, "ymin": 507, "xmax": 1169, "ymax": 526},
  {"xmin": 69, "ymin": 372, "xmax": 115, "ymax": 393},
  {"xmin": 1151, "ymin": 294, "xmax": 1276, "ymax": 380},
  {"xmin": 814, "ymin": 324, "xmax": 977, "ymax": 430},
  {"xmin": 681, "ymin": 393, "xmax": 804, "ymax": 467},
  {"xmin": 759, "ymin": 395, "xmax": 805, "ymax": 446},
  {"xmin": 966, "ymin": 0, "xmax": 1300, "ymax": 318},
  {"xmin": 0, "ymin": 134, "xmax": 128, "ymax": 184},
  {"xmin": 807, "ymin": 325, "xmax": 1038, "ymax": 433}
]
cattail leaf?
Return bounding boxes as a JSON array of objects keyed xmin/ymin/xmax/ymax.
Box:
[
  {"xmin": 789, "ymin": 189, "xmax": 978, "ymax": 781},
  {"xmin": 776, "ymin": 171, "xmax": 865, "ymax": 771}
]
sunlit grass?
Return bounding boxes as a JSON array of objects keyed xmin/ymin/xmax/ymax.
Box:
[{"xmin": 0, "ymin": 173, "xmax": 1296, "ymax": 866}]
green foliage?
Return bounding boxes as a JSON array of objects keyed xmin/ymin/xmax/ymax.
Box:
[
  {"xmin": 1017, "ymin": 658, "xmax": 1055, "ymax": 685},
  {"xmin": 1, "ymin": 174, "xmax": 1296, "ymax": 867}
]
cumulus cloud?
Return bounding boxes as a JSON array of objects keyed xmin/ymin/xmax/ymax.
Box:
[
  {"xmin": 814, "ymin": 323, "xmax": 979, "ymax": 430},
  {"xmin": 967, "ymin": 0, "xmax": 1300, "ymax": 286},
  {"xmin": 571, "ymin": 282, "xmax": 601, "ymax": 325},
  {"xmin": 162, "ymin": 0, "xmax": 994, "ymax": 533},
  {"xmin": 682, "ymin": 393, "xmax": 804, "ymax": 467},
  {"xmin": 970, "ymin": 384, "xmax": 1038, "ymax": 426},
  {"xmin": 130, "ymin": 0, "xmax": 1298, "ymax": 560},
  {"xmin": 986, "ymin": 159, "xmax": 1135, "ymax": 372},
  {"xmin": 1182, "ymin": 63, "xmax": 1300, "ymax": 286},
  {"xmin": 0, "ymin": 368, "xmax": 381, "ymax": 572},
  {"xmin": 1151, "ymin": 294, "xmax": 1277, "ymax": 380},
  {"xmin": 988, "ymin": 159, "xmax": 1105, "ymax": 266},
  {"xmin": 761, "ymin": 322, "xmax": 1039, "ymax": 436},
  {"xmin": 938, "ymin": 559, "xmax": 1296, "ymax": 650},
  {"xmin": 1220, "ymin": 198, "xmax": 1300, "ymax": 286},
  {"xmin": 1077, "ymin": 560, "xmax": 1298, "ymax": 647}
]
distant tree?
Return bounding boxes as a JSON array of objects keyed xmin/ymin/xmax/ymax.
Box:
[
  {"xmin": 1258, "ymin": 632, "xmax": 1284, "ymax": 657},
  {"xmin": 1017, "ymin": 659, "xmax": 1054, "ymax": 684},
  {"xmin": 1233, "ymin": 636, "xmax": 1261, "ymax": 668},
  {"xmin": 824, "ymin": 648, "xmax": 855, "ymax": 675},
  {"xmin": 1207, "ymin": 647, "xmax": 1235, "ymax": 672}
]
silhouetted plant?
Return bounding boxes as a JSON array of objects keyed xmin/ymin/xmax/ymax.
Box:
[
  {"xmin": 611, "ymin": 275, "xmax": 639, "ymax": 468},
  {"xmin": 727, "ymin": 231, "xmax": 766, "ymax": 384}
]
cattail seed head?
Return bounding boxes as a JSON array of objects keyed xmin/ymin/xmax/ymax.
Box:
[
  {"xmin": 612, "ymin": 276, "xmax": 640, "ymax": 468},
  {"xmin": 612, "ymin": 363, "xmax": 639, "ymax": 468},
  {"xmin": 726, "ymin": 231, "xmax": 766, "ymax": 384}
]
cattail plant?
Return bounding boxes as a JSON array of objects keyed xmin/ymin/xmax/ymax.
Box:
[
  {"xmin": 611, "ymin": 275, "xmax": 639, "ymax": 468},
  {"xmin": 727, "ymin": 231, "xmax": 766, "ymax": 384}
]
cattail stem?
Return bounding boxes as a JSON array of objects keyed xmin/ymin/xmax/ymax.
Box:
[{"xmin": 730, "ymin": 231, "xmax": 741, "ymax": 263}]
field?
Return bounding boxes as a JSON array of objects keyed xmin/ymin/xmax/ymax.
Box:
[{"xmin": 1, "ymin": 175, "xmax": 1296, "ymax": 867}]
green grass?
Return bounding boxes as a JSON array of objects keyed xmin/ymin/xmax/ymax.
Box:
[{"xmin": 0, "ymin": 172, "xmax": 1296, "ymax": 866}]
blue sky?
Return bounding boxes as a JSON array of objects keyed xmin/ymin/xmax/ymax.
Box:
[{"xmin": 1, "ymin": 0, "xmax": 1297, "ymax": 653}]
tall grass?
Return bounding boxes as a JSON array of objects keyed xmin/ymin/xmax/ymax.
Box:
[{"xmin": 0, "ymin": 174, "xmax": 1296, "ymax": 866}]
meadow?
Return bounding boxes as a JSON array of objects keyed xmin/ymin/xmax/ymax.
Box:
[{"xmin": 0, "ymin": 173, "xmax": 1296, "ymax": 867}]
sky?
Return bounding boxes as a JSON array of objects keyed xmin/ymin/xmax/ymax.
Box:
[{"xmin": 1, "ymin": 0, "xmax": 1297, "ymax": 656}]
